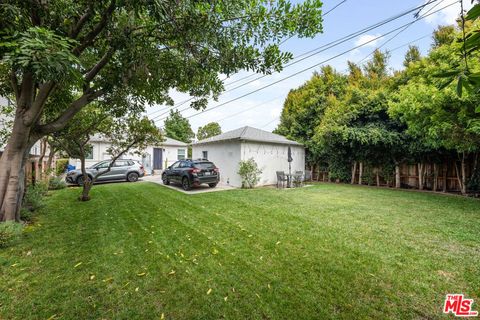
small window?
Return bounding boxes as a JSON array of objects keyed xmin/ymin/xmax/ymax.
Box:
[
  {"xmin": 177, "ymin": 149, "xmax": 186, "ymax": 160},
  {"xmin": 202, "ymin": 151, "xmax": 208, "ymax": 159}
]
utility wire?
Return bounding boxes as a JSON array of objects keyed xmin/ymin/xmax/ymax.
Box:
[
  {"xmin": 161, "ymin": 1, "xmax": 456, "ymax": 123},
  {"xmin": 357, "ymin": 0, "xmax": 446, "ymax": 64},
  {"xmin": 151, "ymin": 0, "xmax": 444, "ymax": 123}
]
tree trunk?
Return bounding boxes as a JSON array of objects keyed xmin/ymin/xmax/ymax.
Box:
[
  {"xmin": 0, "ymin": 120, "xmax": 36, "ymax": 221},
  {"xmin": 442, "ymin": 161, "xmax": 448, "ymax": 192},
  {"xmin": 376, "ymin": 168, "xmax": 380, "ymax": 187},
  {"xmin": 46, "ymin": 145, "xmax": 55, "ymax": 173},
  {"xmin": 454, "ymin": 153, "xmax": 467, "ymax": 195},
  {"xmin": 38, "ymin": 138, "xmax": 47, "ymax": 178},
  {"xmin": 418, "ymin": 163, "xmax": 424, "ymax": 190},
  {"xmin": 461, "ymin": 152, "xmax": 467, "ymax": 195},
  {"xmin": 351, "ymin": 161, "xmax": 357, "ymax": 184},
  {"xmin": 79, "ymin": 156, "xmax": 92, "ymax": 201},
  {"xmin": 433, "ymin": 163, "xmax": 438, "ymax": 192},
  {"xmin": 358, "ymin": 162, "xmax": 363, "ymax": 185},
  {"xmin": 395, "ymin": 165, "xmax": 401, "ymax": 188}
]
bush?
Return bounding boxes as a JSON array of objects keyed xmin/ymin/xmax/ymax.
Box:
[
  {"xmin": 20, "ymin": 207, "xmax": 34, "ymax": 222},
  {"xmin": 55, "ymin": 158, "xmax": 69, "ymax": 176},
  {"xmin": 23, "ymin": 183, "xmax": 47, "ymax": 211},
  {"xmin": 238, "ymin": 158, "xmax": 262, "ymax": 189},
  {"xmin": 49, "ymin": 176, "xmax": 67, "ymax": 190},
  {"xmin": 0, "ymin": 222, "xmax": 23, "ymax": 248}
]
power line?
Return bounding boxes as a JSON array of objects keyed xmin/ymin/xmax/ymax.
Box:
[
  {"xmin": 146, "ymin": 0, "xmax": 346, "ymax": 119},
  {"xmin": 151, "ymin": 0, "xmax": 444, "ymax": 123},
  {"xmin": 162, "ymin": 1, "xmax": 456, "ymax": 123},
  {"xmin": 357, "ymin": 0, "xmax": 446, "ymax": 64},
  {"xmin": 154, "ymin": 0, "xmax": 450, "ymax": 124}
]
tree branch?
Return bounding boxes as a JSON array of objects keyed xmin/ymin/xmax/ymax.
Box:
[
  {"xmin": 36, "ymin": 89, "xmax": 105, "ymax": 134},
  {"xmin": 70, "ymin": 4, "xmax": 94, "ymax": 39},
  {"xmin": 10, "ymin": 71, "xmax": 19, "ymax": 101},
  {"xmin": 84, "ymin": 48, "xmax": 115, "ymax": 84},
  {"xmin": 24, "ymin": 81, "xmax": 56, "ymax": 126},
  {"xmin": 73, "ymin": 0, "xmax": 117, "ymax": 56}
]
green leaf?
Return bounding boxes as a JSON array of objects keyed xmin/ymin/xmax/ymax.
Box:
[{"xmin": 466, "ymin": 4, "xmax": 480, "ymax": 20}]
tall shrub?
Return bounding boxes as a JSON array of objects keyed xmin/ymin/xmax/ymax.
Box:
[{"xmin": 238, "ymin": 158, "xmax": 262, "ymax": 189}]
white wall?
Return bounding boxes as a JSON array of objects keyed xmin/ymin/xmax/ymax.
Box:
[
  {"xmin": 192, "ymin": 141, "xmax": 242, "ymax": 187},
  {"xmin": 192, "ymin": 140, "xmax": 305, "ymax": 187},
  {"xmin": 71, "ymin": 141, "xmax": 187, "ymax": 173},
  {"xmin": 241, "ymin": 142, "xmax": 305, "ymax": 186}
]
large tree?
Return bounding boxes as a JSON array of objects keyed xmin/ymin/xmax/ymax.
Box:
[
  {"xmin": 197, "ymin": 122, "xmax": 222, "ymax": 140},
  {"xmin": 0, "ymin": 0, "xmax": 323, "ymax": 221},
  {"xmin": 164, "ymin": 110, "xmax": 195, "ymax": 143}
]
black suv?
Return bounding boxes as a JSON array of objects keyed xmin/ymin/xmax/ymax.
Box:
[{"xmin": 162, "ymin": 159, "xmax": 219, "ymax": 190}]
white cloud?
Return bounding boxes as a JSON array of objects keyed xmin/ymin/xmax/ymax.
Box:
[
  {"xmin": 354, "ymin": 34, "xmax": 382, "ymax": 48},
  {"xmin": 424, "ymin": 0, "xmax": 474, "ymax": 26}
]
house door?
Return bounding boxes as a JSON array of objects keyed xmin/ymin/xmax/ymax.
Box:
[{"xmin": 153, "ymin": 148, "xmax": 163, "ymax": 170}]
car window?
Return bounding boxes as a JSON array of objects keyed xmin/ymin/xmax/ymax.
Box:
[
  {"xmin": 194, "ymin": 162, "xmax": 215, "ymax": 170},
  {"xmin": 128, "ymin": 160, "xmax": 135, "ymax": 166},
  {"xmin": 113, "ymin": 160, "xmax": 130, "ymax": 167},
  {"xmin": 171, "ymin": 161, "xmax": 181, "ymax": 169},
  {"xmin": 95, "ymin": 161, "xmax": 110, "ymax": 169},
  {"xmin": 179, "ymin": 161, "xmax": 192, "ymax": 168}
]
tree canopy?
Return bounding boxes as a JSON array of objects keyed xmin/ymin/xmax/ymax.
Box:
[
  {"xmin": 0, "ymin": 0, "xmax": 324, "ymax": 221},
  {"xmin": 197, "ymin": 122, "xmax": 222, "ymax": 141},
  {"xmin": 164, "ymin": 110, "xmax": 195, "ymax": 144}
]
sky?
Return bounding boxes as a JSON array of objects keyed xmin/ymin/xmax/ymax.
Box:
[{"xmin": 146, "ymin": 0, "xmax": 474, "ymax": 138}]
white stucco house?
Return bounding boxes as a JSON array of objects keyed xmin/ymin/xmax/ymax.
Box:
[
  {"xmin": 192, "ymin": 126, "xmax": 305, "ymax": 187},
  {"xmin": 71, "ymin": 135, "xmax": 188, "ymax": 174}
]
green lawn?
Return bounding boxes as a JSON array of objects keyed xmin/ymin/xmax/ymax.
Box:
[{"xmin": 1, "ymin": 183, "xmax": 479, "ymax": 319}]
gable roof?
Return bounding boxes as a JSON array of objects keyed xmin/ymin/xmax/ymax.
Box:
[{"xmin": 193, "ymin": 126, "xmax": 302, "ymax": 146}]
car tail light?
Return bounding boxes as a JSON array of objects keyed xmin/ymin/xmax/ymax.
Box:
[
  {"xmin": 140, "ymin": 165, "xmax": 144, "ymax": 171},
  {"xmin": 213, "ymin": 167, "xmax": 219, "ymax": 173},
  {"xmin": 190, "ymin": 168, "xmax": 201, "ymax": 174}
]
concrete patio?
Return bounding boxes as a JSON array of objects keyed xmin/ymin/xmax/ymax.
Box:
[{"xmin": 141, "ymin": 174, "xmax": 236, "ymax": 194}]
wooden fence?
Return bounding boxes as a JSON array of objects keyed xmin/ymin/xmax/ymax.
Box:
[{"xmin": 311, "ymin": 156, "xmax": 478, "ymax": 194}]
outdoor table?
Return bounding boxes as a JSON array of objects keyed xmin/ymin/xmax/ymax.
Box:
[{"xmin": 285, "ymin": 173, "xmax": 294, "ymax": 188}]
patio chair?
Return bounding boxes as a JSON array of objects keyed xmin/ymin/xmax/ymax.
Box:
[
  {"xmin": 276, "ymin": 171, "xmax": 288, "ymax": 188},
  {"xmin": 293, "ymin": 171, "xmax": 304, "ymax": 187}
]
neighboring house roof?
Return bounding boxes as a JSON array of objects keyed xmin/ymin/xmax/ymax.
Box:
[
  {"xmin": 89, "ymin": 134, "xmax": 187, "ymax": 147},
  {"xmin": 193, "ymin": 126, "xmax": 302, "ymax": 146}
]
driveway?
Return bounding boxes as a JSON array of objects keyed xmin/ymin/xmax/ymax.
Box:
[{"xmin": 141, "ymin": 175, "xmax": 236, "ymax": 194}]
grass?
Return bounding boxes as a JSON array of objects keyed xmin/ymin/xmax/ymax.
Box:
[{"xmin": 1, "ymin": 182, "xmax": 479, "ymax": 319}]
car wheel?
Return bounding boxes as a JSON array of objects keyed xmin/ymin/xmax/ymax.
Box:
[
  {"xmin": 162, "ymin": 173, "xmax": 170, "ymax": 185},
  {"xmin": 76, "ymin": 175, "xmax": 91, "ymax": 186},
  {"xmin": 182, "ymin": 177, "xmax": 191, "ymax": 191},
  {"xmin": 208, "ymin": 183, "xmax": 217, "ymax": 188},
  {"xmin": 127, "ymin": 172, "xmax": 139, "ymax": 182}
]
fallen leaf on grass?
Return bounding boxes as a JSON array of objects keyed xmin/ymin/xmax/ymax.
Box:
[
  {"xmin": 102, "ymin": 277, "xmax": 113, "ymax": 283},
  {"xmin": 275, "ymin": 241, "xmax": 281, "ymax": 245},
  {"xmin": 207, "ymin": 288, "xmax": 212, "ymax": 295},
  {"xmin": 137, "ymin": 272, "xmax": 147, "ymax": 277},
  {"xmin": 224, "ymin": 296, "xmax": 228, "ymax": 301},
  {"xmin": 74, "ymin": 262, "xmax": 82, "ymax": 268},
  {"xmin": 89, "ymin": 275, "xmax": 95, "ymax": 280},
  {"xmin": 135, "ymin": 287, "xmax": 139, "ymax": 292},
  {"xmin": 168, "ymin": 270, "xmax": 176, "ymax": 276},
  {"xmin": 160, "ymin": 313, "xmax": 165, "ymax": 319},
  {"xmin": 10, "ymin": 263, "xmax": 19, "ymax": 267},
  {"xmin": 212, "ymin": 248, "xmax": 219, "ymax": 255},
  {"xmin": 46, "ymin": 314, "xmax": 57, "ymax": 320}
]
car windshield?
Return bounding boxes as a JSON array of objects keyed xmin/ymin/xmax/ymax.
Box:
[{"xmin": 194, "ymin": 162, "xmax": 215, "ymax": 170}]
